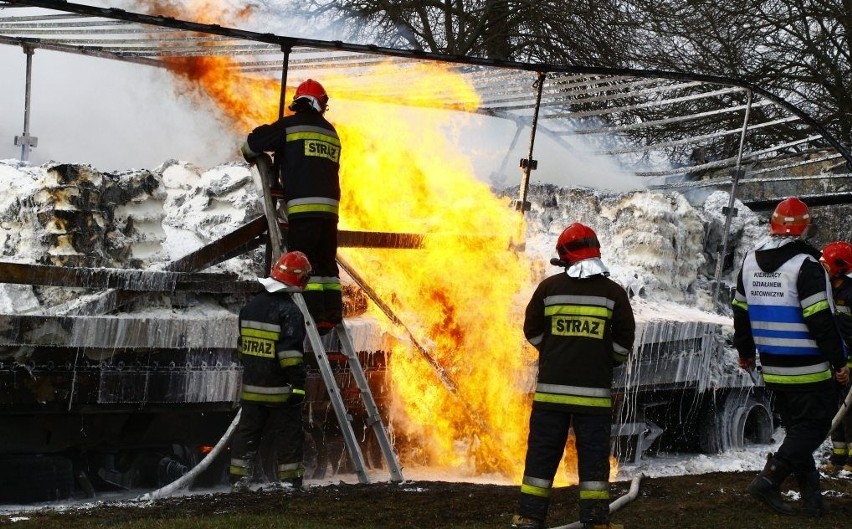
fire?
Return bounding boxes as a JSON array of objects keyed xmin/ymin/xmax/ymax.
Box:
[{"xmin": 143, "ymin": 3, "xmax": 616, "ymax": 484}]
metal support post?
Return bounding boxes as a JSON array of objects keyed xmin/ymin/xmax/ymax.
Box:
[
  {"xmin": 277, "ymin": 44, "xmax": 292, "ymax": 119},
  {"xmin": 513, "ymin": 72, "xmax": 545, "ymax": 213},
  {"xmin": 712, "ymin": 89, "xmax": 753, "ymax": 310},
  {"xmin": 14, "ymin": 44, "xmax": 38, "ymax": 162}
]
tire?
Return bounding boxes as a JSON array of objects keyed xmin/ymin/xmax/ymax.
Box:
[
  {"xmin": 0, "ymin": 455, "xmax": 74, "ymax": 504},
  {"xmin": 307, "ymin": 425, "xmax": 330, "ymax": 480},
  {"xmin": 699, "ymin": 390, "xmax": 773, "ymax": 454},
  {"xmin": 302, "ymin": 428, "xmax": 321, "ymax": 480},
  {"xmin": 362, "ymin": 430, "xmax": 386, "ymax": 471}
]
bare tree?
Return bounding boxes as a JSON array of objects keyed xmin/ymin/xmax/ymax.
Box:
[
  {"xmin": 307, "ymin": 0, "xmax": 638, "ymax": 63},
  {"xmin": 629, "ymin": 0, "xmax": 852, "ymax": 147},
  {"xmin": 306, "ymin": 0, "xmax": 850, "ymax": 156},
  {"xmin": 751, "ymin": 0, "xmax": 852, "ymax": 146}
]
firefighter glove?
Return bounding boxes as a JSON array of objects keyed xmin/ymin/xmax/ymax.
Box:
[
  {"xmin": 240, "ymin": 142, "xmax": 261, "ymax": 164},
  {"xmin": 288, "ymin": 386, "xmax": 306, "ymax": 405}
]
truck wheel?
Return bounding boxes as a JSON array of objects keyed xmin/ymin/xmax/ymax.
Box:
[
  {"xmin": 699, "ymin": 391, "xmax": 773, "ymax": 454},
  {"xmin": 303, "ymin": 428, "xmax": 320, "ymax": 480},
  {"xmin": 362, "ymin": 430, "xmax": 387, "ymax": 471},
  {"xmin": 0, "ymin": 455, "xmax": 74, "ymax": 504},
  {"xmin": 306, "ymin": 425, "xmax": 330, "ymax": 480}
]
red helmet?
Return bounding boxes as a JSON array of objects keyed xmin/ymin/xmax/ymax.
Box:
[
  {"xmin": 770, "ymin": 197, "xmax": 811, "ymax": 236},
  {"xmin": 821, "ymin": 241, "xmax": 852, "ymax": 278},
  {"xmin": 556, "ymin": 223, "xmax": 601, "ymax": 265},
  {"xmin": 270, "ymin": 251, "xmax": 312, "ymax": 289},
  {"xmin": 290, "ymin": 79, "xmax": 328, "ymax": 112}
]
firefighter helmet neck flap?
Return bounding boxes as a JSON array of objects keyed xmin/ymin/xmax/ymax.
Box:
[
  {"xmin": 259, "ymin": 251, "xmax": 312, "ymax": 293},
  {"xmin": 289, "ymin": 79, "xmax": 329, "ymax": 113},
  {"xmin": 556, "ymin": 223, "xmax": 601, "ymax": 266},
  {"xmin": 770, "ymin": 197, "xmax": 811, "ymax": 237},
  {"xmin": 821, "ymin": 241, "xmax": 852, "ymax": 278}
]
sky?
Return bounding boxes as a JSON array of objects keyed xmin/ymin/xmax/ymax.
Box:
[
  {"xmin": 0, "ymin": 2, "xmax": 643, "ymax": 191},
  {"xmin": 0, "ymin": 45, "xmax": 239, "ymax": 171}
]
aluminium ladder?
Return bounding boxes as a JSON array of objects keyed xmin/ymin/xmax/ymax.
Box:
[{"xmin": 253, "ymin": 157, "xmax": 403, "ymax": 484}]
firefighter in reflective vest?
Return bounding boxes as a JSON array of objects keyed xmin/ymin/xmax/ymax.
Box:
[
  {"xmin": 242, "ymin": 79, "xmax": 342, "ymax": 334},
  {"xmin": 820, "ymin": 241, "xmax": 852, "ymax": 474},
  {"xmin": 733, "ymin": 197, "xmax": 849, "ymax": 517},
  {"xmin": 230, "ymin": 251, "xmax": 310, "ymax": 491},
  {"xmin": 512, "ymin": 223, "xmax": 636, "ymax": 529}
]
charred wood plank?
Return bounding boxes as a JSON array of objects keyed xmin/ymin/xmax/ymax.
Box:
[
  {"xmin": 64, "ymin": 216, "xmax": 268, "ymax": 315},
  {"xmin": 167, "ymin": 215, "xmax": 267, "ymax": 272},
  {"xmin": 338, "ymin": 229, "xmax": 423, "ymax": 249},
  {"xmin": 47, "ymin": 214, "xmax": 423, "ymax": 316},
  {"xmin": 0, "ymin": 262, "xmax": 262, "ymax": 293},
  {"xmin": 0, "ymin": 314, "xmax": 238, "ymax": 349}
]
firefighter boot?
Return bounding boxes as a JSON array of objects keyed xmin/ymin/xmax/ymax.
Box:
[
  {"xmin": 797, "ymin": 470, "xmax": 826, "ymax": 517},
  {"xmin": 281, "ymin": 476, "xmax": 303, "ymax": 490},
  {"xmin": 230, "ymin": 451, "xmax": 257, "ymax": 493},
  {"xmin": 746, "ymin": 455, "xmax": 793, "ymax": 515},
  {"xmin": 510, "ymin": 514, "xmax": 543, "ymax": 529}
]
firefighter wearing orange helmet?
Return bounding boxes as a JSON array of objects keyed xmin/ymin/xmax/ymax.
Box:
[
  {"xmin": 512, "ymin": 223, "xmax": 635, "ymax": 529},
  {"xmin": 820, "ymin": 241, "xmax": 852, "ymax": 475},
  {"xmin": 230, "ymin": 251, "xmax": 311, "ymax": 491},
  {"xmin": 242, "ymin": 79, "xmax": 342, "ymax": 334},
  {"xmin": 732, "ymin": 197, "xmax": 848, "ymax": 517}
]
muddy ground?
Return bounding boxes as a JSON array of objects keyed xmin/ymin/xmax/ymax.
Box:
[{"xmin": 3, "ymin": 471, "xmax": 852, "ymax": 529}]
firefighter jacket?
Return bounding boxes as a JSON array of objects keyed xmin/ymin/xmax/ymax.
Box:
[
  {"xmin": 733, "ymin": 239, "xmax": 846, "ymax": 390},
  {"xmin": 523, "ymin": 271, "xmax": 636, "ymax": 414},
  {"xmin": 237, "ymin": 290, "xmax": 307, "ymax": 405},
  {"xmin": 831, "ymin": 274, "xmax": 852, "ymax": 367},
  {"xmin": 246, "ymin": 110, "xmax": 341, "ymax": 220}
]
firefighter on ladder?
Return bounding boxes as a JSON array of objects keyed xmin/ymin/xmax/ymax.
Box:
[
  {"xmin": 820, "ymin": 241, "xmax": 852, "ymax": 474},
  {"xmin": 733, "ymin": 197, "xmax": 849, "ymax": 517},
  {"xmin": 512, "ymin": 223, "xmax": 636, "ymax": 529},
  {"xmin": 241, "ymin": 78, "xmax": 342, "ymax": 334},
  {"xmin": 230, "ymin": 251, "xmax": 311, "ymax": 491}
]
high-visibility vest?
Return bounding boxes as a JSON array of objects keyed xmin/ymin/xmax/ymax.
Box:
[{"xmin": 741, "ymin": 252, "xmax": 832, "ymax": 385}]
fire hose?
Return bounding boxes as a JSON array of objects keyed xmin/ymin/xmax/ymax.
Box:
[
  {"xmin": 137, "ymin": 409, "xmax": 242, "ymax": 501},
  {"xmin": 830, "ymin": 382, "xmax": 852, "ymax": 435},
  {"xmin": 549, "ymin": 473, "xmax": 644, "ymax": 529}
]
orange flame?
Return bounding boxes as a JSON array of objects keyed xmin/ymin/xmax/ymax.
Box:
[{"xmin": 143, "ymin": 3, "xmax": 620, "ymax": 484}]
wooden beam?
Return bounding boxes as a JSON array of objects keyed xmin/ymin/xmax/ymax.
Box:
[
  {"xmin": 0, "ymin": 262, "xmax": 261, "ymax": 293},
  {"xmin": 0, "ymin": 313, "xmax": 237, "ymax": 349}
]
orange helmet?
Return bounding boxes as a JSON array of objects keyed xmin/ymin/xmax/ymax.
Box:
[
  {"xmin": 821, "ymin": 241, "xmax": 852, "ymax": 278},
  {"xmin": 290, "ymin": 79, "xmax": 328, "ymax": 113},
  {"xmin": 770, "ymin": 197, "xmax": 811, "ymax": 236},
  {"xmin": 270, "ymin": 251, "xmax": 312, "ymax": 289},
  {"xmin": 556, "ymin": 223, "xmax": 601, "ymax": 265}
]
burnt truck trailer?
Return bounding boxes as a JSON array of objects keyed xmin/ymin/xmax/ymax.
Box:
[
  {"xmin": 0, "ymin": 163, "xmax": 396, "ymax": 504},
  {"xmin": 613, "ymin": 318, "xmax": 774, "ymax": 464},
  {"xmin": 0, "ymin": 263, "xmax": 392, "ymax": 504},
  {"xmin": 0, "ymin": 163, "xmax": 774, "ymax": 504}
]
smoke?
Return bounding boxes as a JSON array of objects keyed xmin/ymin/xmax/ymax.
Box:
[{"xmin": 0, "ymin": 45, "xmax": 237, "ymax": 171}]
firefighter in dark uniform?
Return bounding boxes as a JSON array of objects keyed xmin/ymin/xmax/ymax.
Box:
[
  {"xmin": 512, "ymin": 223, "xmax": 636, "ymax": 529},
  {"xmin": 229, "ymin": 251, "xmax": 311, "ymax": 491},
  {"xmin": 820, "ymin": 241, "xmax": 852, "ymax": 474},
  {"xmin": 733, "ymin": 197, "xmax": 849, "ymax": 517},
  {"xmin": 242, "ymin": 79, "xmax": 342, "ymax": 334}
]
